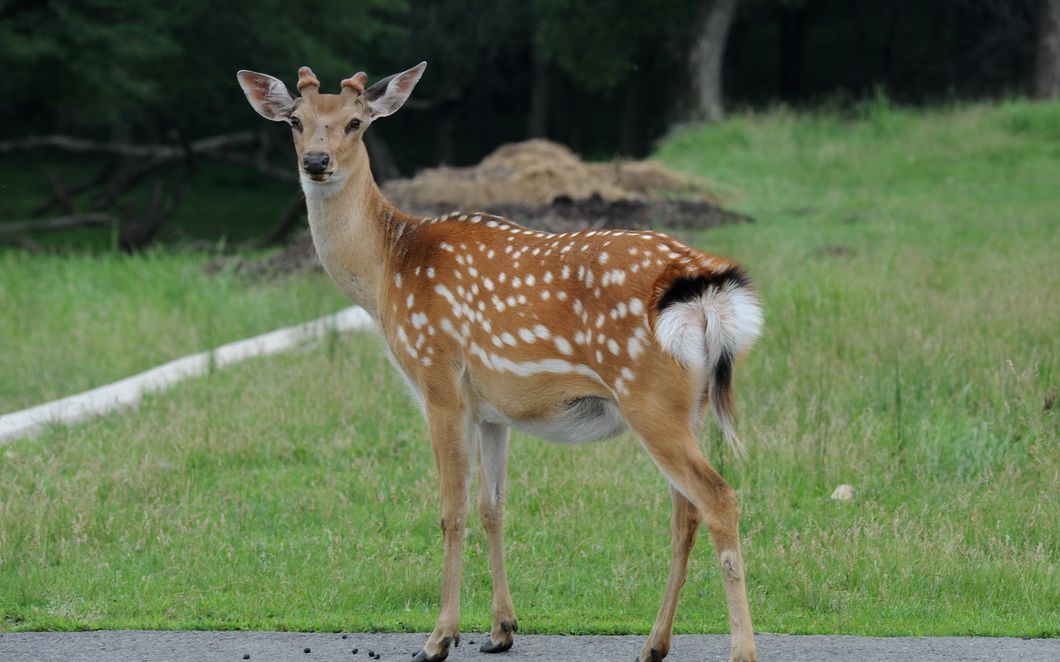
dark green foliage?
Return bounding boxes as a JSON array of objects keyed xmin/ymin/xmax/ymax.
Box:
[
  {"xmin": 532, "ymin": 0, "xmax": 698, "ymax": 92},
  {"xmin": 0, "ymin": 0, "xmax": 1046, "ymax": 179},
  {"xmin": 0, "ymin": 0, "xmax": 404, "ymax": 137}
]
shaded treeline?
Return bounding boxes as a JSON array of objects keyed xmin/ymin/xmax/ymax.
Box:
[
  {"xmin": 4, "ymin": 0, "xmax": 1055, "ymax": 170},
  {"xmin": 0, "ymin": 0, "xmax": 1053, "ymax": 173}
]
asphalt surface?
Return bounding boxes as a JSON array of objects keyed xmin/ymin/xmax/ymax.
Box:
[{"xmin": 1, "ymin": 631, "xmax": 1057, "ymax": 662}]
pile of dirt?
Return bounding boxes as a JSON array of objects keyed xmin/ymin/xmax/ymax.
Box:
[
  {"xmin": 383, "ymin": 139, "xmax": 718, "ymax": 210},
  {"xmin": 226, "ymin": 140, "xmax": 750, "ymax": 278}
]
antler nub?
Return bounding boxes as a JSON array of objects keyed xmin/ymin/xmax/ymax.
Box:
[
  {"xmin": 297, "ymin": 66, "xmax": 320, "ymax": 95},
  {"xmin": 341, "ymin": 72, "xmax": 369, "ymax": 95}
]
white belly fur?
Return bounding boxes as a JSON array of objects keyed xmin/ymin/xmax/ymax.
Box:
[{"xmin": 477, "ymin": 397, "xmax": 628, "ymax": 444}]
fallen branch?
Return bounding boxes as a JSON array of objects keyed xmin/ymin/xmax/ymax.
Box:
[
  {"xmin": 30, "ymin": 161, "xmax": 120, "ymax": 216},
  {"xmin": 0, "ymin": 131, "xmax": 257, "ymax": 158},
  {"xmin": 255, "ymin": 193, "xmax": 307, "ymax": 246},
  {"xmin": 0, "ymin": 213, "xmax": 119, "ymax": 234}
]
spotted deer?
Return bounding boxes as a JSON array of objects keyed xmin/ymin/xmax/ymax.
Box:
[{"xmin": 237, "ymin": 63, "xmax": 762, "ymax": 662}]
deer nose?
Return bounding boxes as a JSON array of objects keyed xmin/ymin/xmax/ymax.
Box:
[{"xmin": 303, "ymin": 152, "xmax": 330, "ymax": 174}]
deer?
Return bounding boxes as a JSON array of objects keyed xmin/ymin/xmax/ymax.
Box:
[{"xmin": 237, "ymin": 63, "xmax": 762, "ymax": 662}]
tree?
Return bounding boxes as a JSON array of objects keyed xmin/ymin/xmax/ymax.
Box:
[
  {"xmin": 531, "ymin": 0, "xmax": 700, "ymax": 154},
  {"xmin": 0, "ymin": 0, "xmax": 405, "ymax": 138},
  {"xmin": 1033, "ymin": 0, "xmax": 1060, "ymax": 98},
  {"xmin": 686, "ymin": 0, "xmax": 739, "ymax": 122}
]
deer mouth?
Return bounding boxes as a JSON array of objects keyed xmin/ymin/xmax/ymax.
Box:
[{"xmin": 306, "ymin": 171, "xmax": 334, "ymax": 182}]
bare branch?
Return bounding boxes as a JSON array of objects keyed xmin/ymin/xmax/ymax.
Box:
[
  {"xmin": 0, "ymin": 131, "xmax": 258, "ymax": 158},
  {"xmin": 204, "ymin": 150, "xmax": 298, "ymax": 182},
  {"xmin": 0, "ymin": 214, "xmax": 119, "ymax": 234},
  {"xmin": 47, "ymin": 172, "xmax": 76, "ymax": 215},
  {"xmin": 30, "ymin": 161, "xmax": 120, "ymax": 216}
]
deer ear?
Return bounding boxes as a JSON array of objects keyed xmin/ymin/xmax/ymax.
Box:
[
  {"xmin": 364, "ymin": 62, "xmax": 427, "ymax": 120},
  {"xmin": 237, "ymin": 70, "xmax": 296, "ymax": 121}
]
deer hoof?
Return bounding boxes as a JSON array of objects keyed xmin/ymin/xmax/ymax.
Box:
[
  {"xmin": 480, "ymin": 637, "xmax": 514, "ymax": 654},
  {"xmin": 637, "ymin": 647, "xmax": 666, "ymax": 662},
  {"xmin": 413, "ymin": 635, "xmax": 455, "ymax": 662}
]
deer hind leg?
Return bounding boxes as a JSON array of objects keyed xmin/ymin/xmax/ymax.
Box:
[
  {"xmin": 638, "ymin": 486, "xmax": 700, "ymax": 662},
  {"xmin": 626, "ymin": 409, "xmax": 756, "ymax": 662},
  {"xmin": 413, "ymin": 397, "xmax": 472, "ymax": 662},
  {"xmin": 476, "ymin": 421, "xmax": 518, "ymax": 653}
]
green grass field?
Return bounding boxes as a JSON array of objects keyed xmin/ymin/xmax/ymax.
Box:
[
  {"xmin": 1, "ymin": 100, "xmax": 1057, "ymax": 637},
  {"xmin": 0, "ymin": 251, "xmax": 346, "ymax": 412}
]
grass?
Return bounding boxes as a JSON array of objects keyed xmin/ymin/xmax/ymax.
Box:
[
  {"xmin": 1, "ymin": 99, "xmax": 1057, "ymax": 637},
  {"xmin": 0, "ymin": 251, "xmax": 347, "ymax": 412}
]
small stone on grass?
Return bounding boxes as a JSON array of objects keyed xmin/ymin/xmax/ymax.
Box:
[{"xmin": 830, "ymin": 484, "xmax": 855, "ymax": 501}]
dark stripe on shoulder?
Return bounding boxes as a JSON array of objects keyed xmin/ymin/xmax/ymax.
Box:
[{"xmin": 656, "ymin": 267, "xmax": 751, "ymax": 312}]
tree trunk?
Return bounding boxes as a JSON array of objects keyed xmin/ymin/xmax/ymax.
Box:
[
  {"xmin": 882, "ymin": 0, "xmax": 901, "ymax": 88},
  {"xmin": 364, "ymin": 133, "xmax": 400, "ymax": 183},
  {"xmin": 777, "ymin": 2, "xmax": 808, "ymax": 101},
  {"xmin": 436, "ymin": 108, "xmax": 455, "ymax": 165},
  {"xmin": 687, "ymin": 0, "xmax": 739, "ymax": 123},
  {"xmin": 527, "ymin": 53, "xmax": 551, "ymax": 139},
  {"xmin": 619, "ymin": 79, "xmax": 648, "ymax": 157},
  {"xmin": 1033, "ymin": 0, "xmax": 1060, "ymax": 99}
]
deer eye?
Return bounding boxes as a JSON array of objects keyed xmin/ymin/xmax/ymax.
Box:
[
  {"xmin": 346, "ymin": 118, "xmax": 362, "ymax": 134},
  {"xmin": 290, "ymin": 116, "xmax": 303, "ymax": 131}
]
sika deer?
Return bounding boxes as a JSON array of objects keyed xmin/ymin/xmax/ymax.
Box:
[{"xmin": 237, "ymin": 63, "xmax": 761, "ymax": 662}]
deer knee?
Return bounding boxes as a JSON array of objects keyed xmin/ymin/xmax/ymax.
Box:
[
  {"xmin": 440, "ymin": 503, "xmax": 469, "ymax": 538},
  {"xmin": 478, "ymin": 493, "xmax": 504, "ymax": 532}
]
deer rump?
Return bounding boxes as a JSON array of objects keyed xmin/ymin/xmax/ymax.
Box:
[{"xmin": 470, "ymin": 266, "xmax": 762, "ymax": 448}]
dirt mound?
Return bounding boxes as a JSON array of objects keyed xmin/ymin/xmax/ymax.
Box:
[{"xmin": 383, "ymin": 140, "xmax": 719, "ymax": 210}]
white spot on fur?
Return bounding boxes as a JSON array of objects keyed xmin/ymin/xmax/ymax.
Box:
[{"xmin": 554, "ymin": 336, "xmax": 573, "ymax": 355}]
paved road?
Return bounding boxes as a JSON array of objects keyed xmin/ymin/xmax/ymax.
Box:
[{"xmin": 0, "ymin": 631, "xmax": 1056, "ymax": 662}]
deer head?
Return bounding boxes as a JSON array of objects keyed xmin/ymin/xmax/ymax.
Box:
[{"xmin": 236, "ymin": 63, "xmax": 426, "ymax": 189}]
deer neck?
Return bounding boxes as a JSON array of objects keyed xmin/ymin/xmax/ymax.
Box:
[{"xmin": 302, "ymin": 141, "xmax": 395, "ymax": 318}]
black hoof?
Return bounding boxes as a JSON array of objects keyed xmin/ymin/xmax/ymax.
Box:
[
  {"xmin": 411, "ymin": 635, "xmax": 455, "ymax": 662},
  {"xmin": 479, "ymin": 637, "xmax": 514, "ymax": 654},
  {"xmin": 637, "ymin": 647, "xmax": 666, "ymax": 662}
]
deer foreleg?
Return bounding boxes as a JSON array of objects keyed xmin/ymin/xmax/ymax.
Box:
[{"xmin": 414, "ymin": 398, "xmax": 471, "ymax": 662}]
